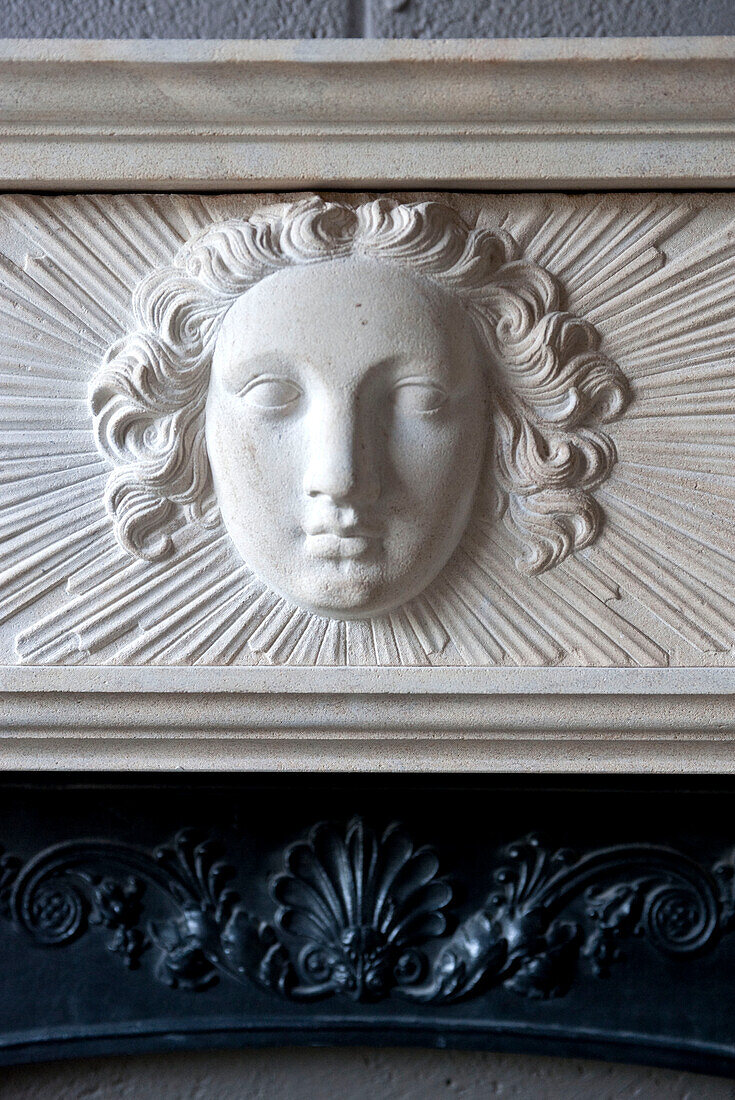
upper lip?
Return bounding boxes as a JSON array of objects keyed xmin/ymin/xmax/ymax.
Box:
[
  {"xmin": 303, "ymin": 525, "xmax": 378, "ymax": 539},
  {"xmin": 303, "ymin": 506, "xmax": 379, "ymax": 540}
]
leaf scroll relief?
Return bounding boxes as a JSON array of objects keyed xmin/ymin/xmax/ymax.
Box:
[{"xmin": 3, "ymin": 818, "xmax": 734, "ymax": 1004}]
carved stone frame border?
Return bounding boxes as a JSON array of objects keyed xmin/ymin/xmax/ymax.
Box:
[
  {"xmin": 2, "ymin": 667, "xmax": 735, "ymax": 772},
  {"xmin": 1, "ymin": 37, "xmax": 734, "ymax": 772},
  {"xmin": 1, "ymin": 37, "xmax": 734, "ymax": 191}
]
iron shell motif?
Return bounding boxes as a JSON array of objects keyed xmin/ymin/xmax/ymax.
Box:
[{"xmin": 270, "ymin": 818, "xmax": 452, "ymax": 1000}]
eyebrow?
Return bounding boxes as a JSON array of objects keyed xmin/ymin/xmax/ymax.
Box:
[
  {"xmin": 222, "ymin": 350, "xmax": 296, "ymax": 376},
  {"xmin": 219, "ymin": 350, "xmax": 457, "ymax": 387}
]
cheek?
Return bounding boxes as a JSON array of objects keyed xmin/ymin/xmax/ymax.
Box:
[
  {"xmin": 205, "ymin": 391, "xmax": 302, "ymax": 516},
  {"xmin": 206, "ymin": 395, "xmax": 254, "ymax": 503},
  {"xmin": 390, "ymin": 403, "xmax": 489, "ymax": 511}
]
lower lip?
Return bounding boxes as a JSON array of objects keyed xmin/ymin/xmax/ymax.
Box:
[{"xmin": 304, "ymin": 533, "xmax": 377, "ymax": 559}]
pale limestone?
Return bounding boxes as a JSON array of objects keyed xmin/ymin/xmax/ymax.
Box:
[
  {"xmin": 1, "ymin": 189, "xmax": 735, "ymax": 767},
  {"xmin": 2, "ymin": 191, "xmax": 734, "ymax": 671},
  {"xmin": 0, "ymin": 39, "xmax": 733, "ymax": 189},
  {"xmin": 0, "ymin": 40, "xmax": 733, "ymax": 772},
  {"xmin": 90, "ymin": 196, "xmax": 622, "ymax": 628}
]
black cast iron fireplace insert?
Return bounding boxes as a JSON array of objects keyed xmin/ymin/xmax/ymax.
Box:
[{"xmin": 0, "ymin": 773, "xmax": 733, "ymax": 1076}]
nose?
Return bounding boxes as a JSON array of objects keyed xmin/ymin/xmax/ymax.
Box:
[{"xmin": 303, "ymin": 394, "xmax": 380, "ymax": 505}]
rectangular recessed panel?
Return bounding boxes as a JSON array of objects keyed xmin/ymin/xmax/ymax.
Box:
[
  {"xmin": 0, "ymin": 191, "xmax": 733, "ymax": 671},
  {"xmin": 1, "ymin": 189, "xmax": 734, "ymax": 769}
]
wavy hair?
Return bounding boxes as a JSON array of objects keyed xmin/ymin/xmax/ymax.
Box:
[{"xmin": 90, "ymin": 197, "xmax": 629, "ymax": 575}]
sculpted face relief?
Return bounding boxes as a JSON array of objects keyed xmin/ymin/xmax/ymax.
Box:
[
  {"xmin": 205, "ymin": 258, "xmax": 488, "ymax": 616},
  {"xmin": 90, "ymin": 195, "xmax": 628, "ymax": 654}
]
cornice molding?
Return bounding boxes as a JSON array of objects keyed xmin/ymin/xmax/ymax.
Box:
[
  {"xmin": 1, "ymin": 667, "xmax": 734, "ymax": 772},
  {"xmin": 0, "ymin": 38, "xmax": 733, "ymax": 189}
]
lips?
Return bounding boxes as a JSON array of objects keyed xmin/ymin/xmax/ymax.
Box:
[{"xmin": 303, "ymin": 527, "xmax": 379, "ymax": 560}]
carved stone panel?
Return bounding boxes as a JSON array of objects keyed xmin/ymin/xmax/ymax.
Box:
[{"xmin": 1, "ymin": 191, "xmax": 735, "ymax": 669}]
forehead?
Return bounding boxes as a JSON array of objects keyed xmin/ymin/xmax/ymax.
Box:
[{"xmin": 215, "ymin": 256, "xmax": 472, "ymax": 368}]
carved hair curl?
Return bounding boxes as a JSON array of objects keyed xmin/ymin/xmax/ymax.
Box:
[{"xmin": 91, "ymin": 197, "xmax": 629, "ymax": 575}]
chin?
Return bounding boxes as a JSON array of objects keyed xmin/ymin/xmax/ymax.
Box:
[
  {"xmin": 301, "ymin": 591, "xmax": 385, "ymax": 620},
  {"xmin": 296, "ymin": 568, "xmax": 399, "ymax": 620}
]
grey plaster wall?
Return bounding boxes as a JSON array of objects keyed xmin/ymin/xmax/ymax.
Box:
[
  {"xmin": 3, "ymin": 1047, "xmax": 735, "ymax": 1100},
  {"xmin": 1, "ymin": 1, "xmax": 734, "ymax": 1097},
  {"xmin": 1, "ymin": 0, "xmax": 735, "ymax": 38}
]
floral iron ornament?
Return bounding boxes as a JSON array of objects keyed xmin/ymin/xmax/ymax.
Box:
[{"xmin": 2, "ymin": 818, "xmax": 732, "ymax": 1004}]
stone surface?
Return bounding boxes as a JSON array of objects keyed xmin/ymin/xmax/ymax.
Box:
[
  {"xmin": 2, "ymin": 1048, "xmax": 734, "ymax": 1098},
  {"xmin": 2, "ymin": 191, "xmax": 735, "ymax": 671},
  {"xmin": 2, "ymin": 39, "xmax": 734, "ymax": 192},
  {"xmin": 0, "ymin": 0, "xmax": 354, "ymax": 38},
  {"xmin": 2, "ymin": 190, "xmax": 735, "ymax": 773},
  {"xmin": 370, "ymin": 0, "xmax": 735, "ymax": 39},
  {"xmin": 4, "ymin": 666, "xmax": 735, "ymax": 773}
]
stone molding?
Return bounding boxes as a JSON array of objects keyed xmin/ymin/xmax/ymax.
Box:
[
  {"xmin": 0, "ymin": 39, "xmax": 733, "ymax": 189},
  {"xmin": 1, "ymin": 667, "xmax": 734, "ymax": 771},
  {"xmin": 0, "ymin": 45, "xmax": 734, "ymax": 771}
]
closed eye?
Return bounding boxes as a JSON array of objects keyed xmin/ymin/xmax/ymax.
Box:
[
  {"xmin": 391, "ymin": 378, "xmax": 448, "ymax": 415},
  {"xmin": 238, "ymin": 376, "xmax": 302, "ymax": 410}
]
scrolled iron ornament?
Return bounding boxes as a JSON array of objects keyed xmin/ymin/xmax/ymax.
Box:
[
  {"xmin": 25, "ymin": 877, "xmax": 87, "ymax": 945},
  {"xmin": 642, "ymin": 881, "xmax": 717, "ymax": 952},
  {"xmin": 1, "ymin": 819, "xmax": 731, "ymax": 1005}
]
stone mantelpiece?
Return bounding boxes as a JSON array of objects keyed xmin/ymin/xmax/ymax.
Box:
[
  {"xmin": 1, "ymin": 38, "xmax": 735, "ymax": 1076},
  {"xmin": 1, "ymin": 186, "xmax": 735, "ymax": 770}
]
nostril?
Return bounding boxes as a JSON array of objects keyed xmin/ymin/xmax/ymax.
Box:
[
  {"xmin": 308, "ymin": 484, "xmax": 355, "ymax": 504},
  {"xmin": 303, "ymin": 462, "xmax": 359, "ymax": 503}
]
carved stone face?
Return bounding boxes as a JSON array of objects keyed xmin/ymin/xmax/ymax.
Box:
[{"xmin": 205, "ymin": 256, "xmax": 489, "ymax": 618}]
